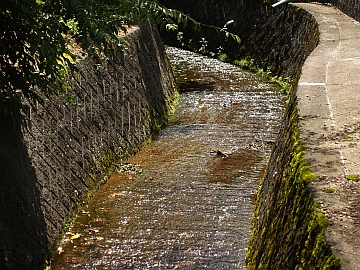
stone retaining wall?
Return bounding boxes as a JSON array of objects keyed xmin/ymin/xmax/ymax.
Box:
[
  {"xmin": 315, "ymin": 0, "xmax": 360, "ymax": 22},
  {"xmin": 336, "ymin": 0, "xmax": 360, "ymax": 21},
  {"xmin": 158, "ymin": 0, "xmax": 340, "ymax": 268},
  {"xmin": 0, "ymin": 21, "xmax": 177, "ymax": 270},
  {"xmin": 247, "ymin": 93, "xmax": 340, "ymax": 269},
  {"xmin": 2, "ymin": 0, "xmax": 357, "ymax": 268},
  {"xmin": 159, "ymin": 0, "xmax": 319, "ymax": 80}
]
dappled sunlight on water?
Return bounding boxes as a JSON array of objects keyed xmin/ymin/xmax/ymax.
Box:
[{"xmin": 51, "ymin": 47, "xmax": 286, "ymax": 269}]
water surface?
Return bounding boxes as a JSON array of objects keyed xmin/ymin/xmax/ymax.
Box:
[{"xmin": 51, "ymin": 47, "xmax": 286, "ymax": 269}]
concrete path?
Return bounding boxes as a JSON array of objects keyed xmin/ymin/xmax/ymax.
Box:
[{"xmin": 295, "ymin": 3, "xmax": 360, "ymax": 269}]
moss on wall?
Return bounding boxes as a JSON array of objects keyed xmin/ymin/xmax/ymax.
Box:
[
  {"xmin": 247, "ymin": 92, "xmax": 340, "ymax": 269},
  {"xmin": 157, "ymin": 0, "xmax": 338, "ymax": 268}
]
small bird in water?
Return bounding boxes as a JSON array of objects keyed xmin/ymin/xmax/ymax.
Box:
[
  {"xmin": 210, "ymin": 150, "xmax": 232, "ymax": 158},
  {"xmin": 216, "ymin": 150, "xmax": 228, "ymax": 158}
]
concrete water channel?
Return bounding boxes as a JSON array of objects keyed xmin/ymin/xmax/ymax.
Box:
[{"xmin": 51, "ymin": 47, "xmax": 287, "ymax": 269}]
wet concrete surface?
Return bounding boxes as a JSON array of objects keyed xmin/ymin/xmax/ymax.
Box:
[{"xmin": 51, "ymin": 47, "xmax": 286, "ymax": 269}]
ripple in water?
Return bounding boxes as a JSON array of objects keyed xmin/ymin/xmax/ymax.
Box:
[{"xmin": 51, "ymin": 47, "xmax": 286, "ymax": 269}]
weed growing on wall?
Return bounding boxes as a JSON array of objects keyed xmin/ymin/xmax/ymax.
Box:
[
  {"xmin": 247, "ymin": 101, "xmax": 341, "ymax": 269},
  {"xmin": 234, "ymin": 58, "xmax": 292, "ymax": 97}
]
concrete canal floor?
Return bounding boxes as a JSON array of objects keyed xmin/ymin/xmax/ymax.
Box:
[
  {"xmin": 296, "ymin": 3, "xmax": 360, "ymax": 269},
  {"xmin": 49, "ymin": 3, "xmax": 360, "ymax": 269},
  {"xmin": 50, "ymin": 48, "xmax": 286, "ymax": 269}
]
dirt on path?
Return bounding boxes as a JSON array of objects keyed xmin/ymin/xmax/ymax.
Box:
[{"xmin": 295, "ymin": 2, "xmax": 360, "ymax": 269}]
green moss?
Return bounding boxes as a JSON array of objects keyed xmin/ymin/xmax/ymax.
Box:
[
  {"xmin": 324, "ymin": 188, "xmax": 335, "ymax": 193},
  {"xmin": 233, "ymin": 58, "xmax": 293, "ymax": 97},
  {"xmin": 346, "ymin": 174, "xmax": 360, "ymax": 181},
  {"xmin": 247, "ymin": 100, "xmax": 340, "ymax": 269}
]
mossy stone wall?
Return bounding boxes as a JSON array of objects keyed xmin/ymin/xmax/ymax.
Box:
[
  {"xmin": 158, "ymin": 0, "xmax": 340, "ymax": 268},
  {"xmin": 159, "ymin": 0, "xmax": 319, "ymax": 79},
  {"xmin": 336, "ymin": 0, "xmax": 360, "ymax": 22},
  {"xmin": 247, "ymin": 92, "xmax": 340, "ymax": 269},
  {"xmin": 0, "ymin": 21, "xmax": 177, "ymax": 270},
  {"xmin": 315, "ymin": 0, "xmax": 360, "ymax": 22}
]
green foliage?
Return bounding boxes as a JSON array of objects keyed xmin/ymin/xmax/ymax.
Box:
[
  {"xmin": 1, "ymin": 0, "xmax": 120, "ymax": 118},
  {"xmin": 155, "ymin": 3, "xmax": 241, "ymax": 46},
  {"xmin": 256, "ymin": 68, "xmax": 292, "ymax": 96},
  {"xmin": 1, "ymin": 0, "xmax": 67, "ymax": 117},
  {"xmin": 218, "ymin": 53, "xmax": 228, "ymax": 62},
  {"xmin": 198, "ymin": 37, "xmax": 209, "ymax": 54},
  {"xmin": 1, "ymin": 0, "xmax": 239, "ymax": 118},
  {"xmin": 234, "ymin": 59, "xmax": 255, "ymax": 70}
]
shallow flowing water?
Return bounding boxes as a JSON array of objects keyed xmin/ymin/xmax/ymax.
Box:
[{"xmin": 51, "ymin": 47, "xmax": 286, "ymax": 269}]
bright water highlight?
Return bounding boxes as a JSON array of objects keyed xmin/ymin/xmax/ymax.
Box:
[{"xmin": 51, "ymin": 47, "xmax": 286, "ymax": 269}]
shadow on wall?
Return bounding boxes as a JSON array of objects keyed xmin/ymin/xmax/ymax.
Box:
[
  {"xmin": 0, "ymin": 116, "xmax": 49, "ymax": 270},
  {"xmin": 158, "ymin": 0, "xmax": 319, "ymax": 80},
  {"xmin": 0, "ymin": 20, "xmax": 178, "ymax": 270},
  {"xmin": 138, "ymin": 23, "xmax": 177, "ymax": 129}
]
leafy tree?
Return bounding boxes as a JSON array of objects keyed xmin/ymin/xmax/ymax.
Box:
[{"xmin": 0, "ymin": 0, "xmax": 240, "ymax": 118}]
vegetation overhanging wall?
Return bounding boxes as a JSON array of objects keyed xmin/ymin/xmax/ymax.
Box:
[
  {"xmin": 159, "ymin": 0, "xmax": 319, "ymax": 79},
  {"xmin": 2, "ymin": 0, "xmax": 358, "ymax": 268},
  {"xmin": 0, "ymin": 21, "xmax": 177, "ymax": 270}
]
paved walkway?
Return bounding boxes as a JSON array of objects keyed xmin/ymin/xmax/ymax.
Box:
[{"xmin": 295, "ymin": 3, "xmax": 360, "ymax": 269}]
